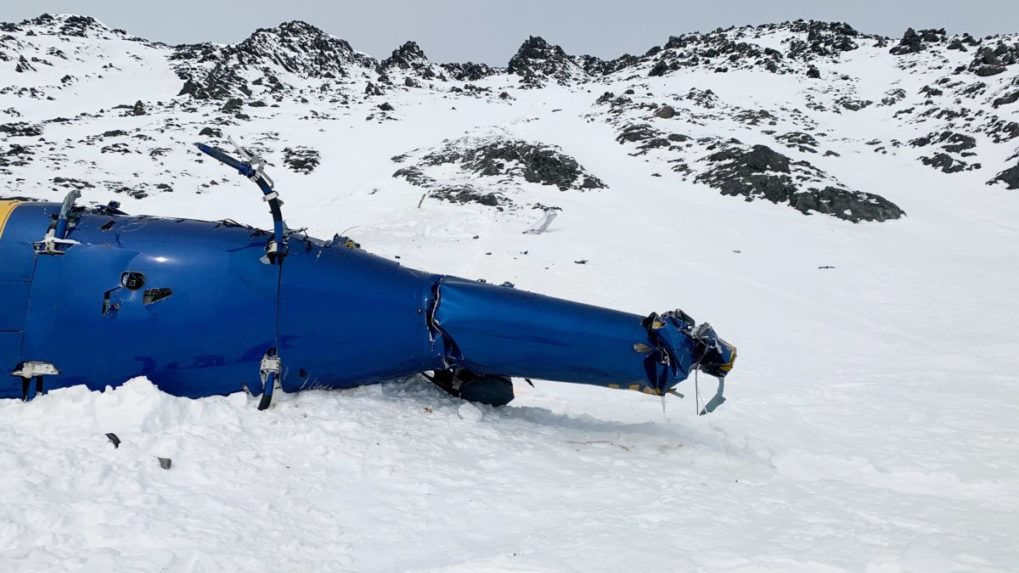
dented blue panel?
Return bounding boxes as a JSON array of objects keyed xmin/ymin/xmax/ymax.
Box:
[
  {"xmin": 433, "ymin": 277, "xmax": 654, "ymax": 387},
  {"xmin": 276, "ymin": 236, "xmax": 445, "ymax": 392},
  {"xmin": 18, "ymin": 209, "xmax": 278, "ymax": 397},
  {"xmin": 0, "ymin": 194, "xmax": 735, "ymax": 407}
]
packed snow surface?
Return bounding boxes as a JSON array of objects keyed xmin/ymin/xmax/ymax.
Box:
[{"xmin": 1, "ymin": 13, "xmax": 1018, "ymax": 573}]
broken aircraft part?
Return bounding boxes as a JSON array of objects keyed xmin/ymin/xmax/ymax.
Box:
[{"xmin": 0, "ymin": 142, "xmax": 735, "ymax": 410}]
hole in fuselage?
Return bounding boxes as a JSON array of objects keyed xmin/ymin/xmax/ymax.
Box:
[{"xmin": 142, "ymin": 288, "xmax": 172, "ymax": 305}]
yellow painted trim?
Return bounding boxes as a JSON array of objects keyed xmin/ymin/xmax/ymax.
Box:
[{"xmin": 0, "ymin": 200, "xmax": 20, "ymax": 240}]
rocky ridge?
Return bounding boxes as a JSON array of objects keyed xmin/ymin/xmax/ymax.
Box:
[{"xmin": 1, "ymin": 13, "xmax": 1017, "ymax": 222}]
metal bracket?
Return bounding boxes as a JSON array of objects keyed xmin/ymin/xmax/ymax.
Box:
[
  {"xmin": 35, "ymin": 189, "xmax": 82, "ymax": 255},
  {"xmin": 194, "ymin": 138, "xmax": 286, "ymax": 265},
  {"xmin": 33, "ymin": 229, "xmax": 80, "ymax": 255},
  {"xmin": 12, "ymin": 361, "xmax": 59, "ymax": 401},
  {"xmin": 257, "ymin": 349, "xmax": 282, "ymax": 411}
]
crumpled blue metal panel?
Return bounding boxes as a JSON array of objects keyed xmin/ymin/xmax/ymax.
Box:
[
  {"xmin": 1, "ymin": 197, "xmax": 733, "ymax": 405},
  {"xmin": 16, "ymin": 208, "xmax": 278, "ymax": 398},
  {"xmin": 432, "ymin": 277, "xmax": 664, "ymax": 390},
  {"xmin": 277, "ymin": 235, "xmax": 445, "ymax": 392}
]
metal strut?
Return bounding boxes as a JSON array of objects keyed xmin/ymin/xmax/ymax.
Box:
[
  {"xmin": 258, "ymin": 348, "xmax": 282, "ymax": 411},
  {"xmin": 194, "ymin": 139, "xmax": 287, "ymax": 264},
  {"xmin": 12, "ymin": 361, "xmax": 59, "ymax": 401},
  {"xmin": 195, "ymin": 138, "xmax": 287, "ymax": 410},
  {"xmin": 34, "ymin": 189, "xmax": 81, "ymax": 255}
]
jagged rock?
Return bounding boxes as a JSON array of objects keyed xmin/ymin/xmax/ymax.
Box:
[
  {"xmin": 989, "ymin": 163, "xmax": 1019, "ymax": 189},
  {"xmin": 430, "ymin": 184, "xmax": 504, "ymax": 207},
  {"xmin": 836, "ymin": 97, "xmax": 873, "ymax": 111},
  {"xmin": 0, "ymin": 144, "xmax": 34, "ymax": 168},
  {"xmin": 910, "ymin": 131, "xmax": 977, "ymax": 153},
  {"xmin": 282, "ymin": 146, "xmax": 320, "ymax": 174},
  {"xmin": 0, "ymin": 122, "xmax": 42, "ymax": 137},
  {"xmin": 776, "ymin": 132, "xmax": 819, "ymax": 153},
  {"xmin": 101, "ymin": 143, "xmax": 132, "ymax": 154},
  {"xmin": 578, "ymin": 53, "xmax": 639, "ymax": 76},
  {"xmin": 655, "ymin": 105, "xmax": 676, "ymax": 119},
  {"xmin": 221, "ymin": 98, "xmax": 244, "ymax": 113},
  {"xmin": 969, "ymin": 43, "xmax": 1018, "ymax": 77},
  {"xmin": 648, "ymin": 60, "xmax": 670, "ymax": 77},
  {"xmin": 440, "ymin": 62, "xmax": 495, "ymax": 81},
  {"xmin": 172, "ymin": 20, "xmax": 375, "ymax": 100},
  {"xmin": 880, "ymin": 88, "xmax": 907, "ymax": 106},
  {"xmin": 380, "ymin": 41, "xmax": 427, "ymax": 69},
  {"xmin": 507, "ymin": 36, "xmax": 579, "ymax": 86},
  {"xmin": 695, "ymin": 144, "xmax": 904, "ymax": 222},
  {"xmin": 615, "ymin": 123, "xmax": 687, "ymax": 155},
  {"xmin": 436, "ymin": 139, "xmax": 604, "ymax": 190},
  {"xmin": 19, "ymin": 14, "xmax": 113, "ymax": 38},
  {"xmin": 198, "ymin": 127, "xmax": 222, "ymax": 138},
  {"xmin": 378, "ymin": 102, "xmax": 395, "ymax": 112},
  {"xmin": 920, "ymin": 153, "xmax": 977, "ymax": 173},
  {"xmin": 786, "ymin": 21, "xmax": 859, "ymax": 59},
  {"xmin": 890, "ymin": 28, "xmax": 939, "ymax": 55},
  {"xmin": 394, "ymin": 136, "xmax": 604, "ymax": 210},
  {"xmin": 52, "ymin": 176, "xmax": 94, "ymax": 190},
  {"xmin": 130, "ymin": 100, "xmax": 146, "ymax": 116},
  {"xmin": 15, "ymin": 55, "xmax": 36, "ymax": 73},
  {"xmin": 806, "ymin": 65, "xmax": 821, "ymax": 79},
  {"xmin": 994, "ymin": 90, "xmax": 1019, "ymax": 108},
  {"xmin": 365, "ymin": 82, "xmax": 384, "ymax": 97},
  {"xmin": 734, "ymin": 109, "xmax": 777, "ymax": 126}
]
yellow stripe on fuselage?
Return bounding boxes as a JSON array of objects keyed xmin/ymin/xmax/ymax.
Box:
[{"xmin": 0, "ymin": 200, "xmax": 21, "ymax": 240}]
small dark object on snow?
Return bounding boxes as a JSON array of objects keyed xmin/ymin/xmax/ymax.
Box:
[
  {"xmin": 105, "ymin": 433, "xmax": 120, "ymax": 448},
  {"xmin": 378, "ymin": 102, "xmax": 394, "ymax": 111},
  {"xmin": 158, "ymin": 457, "xmax": 172, "ymax": 470}
]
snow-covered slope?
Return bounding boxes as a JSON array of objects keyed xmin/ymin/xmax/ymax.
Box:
[{"xmin": 1, "ymin": 13, "xmax": 1018, "ymax": 572}]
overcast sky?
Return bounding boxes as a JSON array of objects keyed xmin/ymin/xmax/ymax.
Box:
[{"xmin": 3, "ymin": 0, "xmax": 1017, "ymax": 65}]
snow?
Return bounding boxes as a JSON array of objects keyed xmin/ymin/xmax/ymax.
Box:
[{"xmin": 2, "ymin": 15, "xmax": 1019, "ymax": 573}]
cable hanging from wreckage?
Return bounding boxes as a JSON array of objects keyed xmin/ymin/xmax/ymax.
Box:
[{"xmin": 0, "ymin": 139, "xmax": 736, "ymax": 412}]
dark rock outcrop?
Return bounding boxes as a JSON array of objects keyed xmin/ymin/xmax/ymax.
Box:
[
  {"xmin": 172, "ymin": 20, "xmax": 376, "ymax": 100},
  {"xmin": 989, "ymin": 163, "xmax": 1019, "ymax": 189},
  {"xmin": 507, "ymin": 36, "xmax": 579, "ymax": 86},
  {"xmin": 282, "ymin": 146, "xmax": 320, "ymax": 174},
  {"xmin": 969, "ymin": 42, "xmax": 1019, "ymax": 77},
  {"xmin": 380, "ymin": 41, "xmax": 426, "ymax": 70},
  {"xmin": 695, "ymin": 145, "xmax": 904, "ymax": 222},
  {"xmin": 393, "ymin": 137, "xmax": 605, "ymax": 209},
  {"xmin": 0, "ymin": 122, "xmax": 42, "ymax": 137},
  {"xmin": 889, "ymin": 28, "xmax": 945, "ymax": 55}
]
